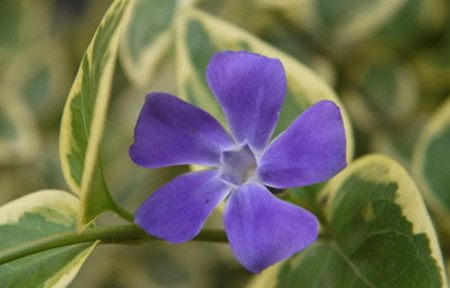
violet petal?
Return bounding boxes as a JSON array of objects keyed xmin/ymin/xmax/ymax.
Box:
[
  {"xmin": 258, "ymin": 100, "xmax": 347, "ymax": 188},
  {"xmin": 206, "ymin": 51, "xmax": 286, "ymax": 151},
  {"xmin": 129, "ymin": 93, "xmax": 234, "ymax": 168},
  {"xmin": 224, "ymin": 182, "xmax": 319, "ymax": 273},
  {"xmin": 135, "ymin": 170, "xmax": 232, "ymax": 244}
]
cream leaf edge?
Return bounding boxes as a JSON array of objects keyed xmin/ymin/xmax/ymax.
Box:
[
  {"xmin": 412, "ymin": 97, "xmax": 450, "ymax": 235},
  {"xmin": 322, "ymin": 154, "xmax": 448, "ymax": 288},
  {"xmin": 0, "ymin": 190, "xmax": 98, "ymax": 288}
]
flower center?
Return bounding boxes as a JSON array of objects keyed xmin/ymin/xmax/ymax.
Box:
[{"xmin": 219, "ymin": 144, "xmax": 257, "ymax": 186}]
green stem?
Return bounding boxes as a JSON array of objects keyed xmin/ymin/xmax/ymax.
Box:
[
  {"xmin": 0, "ymin": 225, "xmax": 227, "ymax": 265},
  {"xmin": 110, "ymin": 202, "xmax": 134, "ymax": 222}
]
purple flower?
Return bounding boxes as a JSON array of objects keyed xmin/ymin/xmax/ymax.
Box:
[{"xmin": 130, "ymin": 51, "xmax": 347, "ymax": 273}]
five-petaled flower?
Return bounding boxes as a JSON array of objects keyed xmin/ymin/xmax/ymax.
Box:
[{"xmin": 130, "ymin": 51, "xmax": 347, "ymax": 273}]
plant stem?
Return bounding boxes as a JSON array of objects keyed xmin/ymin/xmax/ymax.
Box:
[
  {"xmin": 0, "ymin": 224, "xmax": 227, "ymax": 265},
  {"xmin": 110, "ymin": 202, "xmax": 135, "ymax": 222}
]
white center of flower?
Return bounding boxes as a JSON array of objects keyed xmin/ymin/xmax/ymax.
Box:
[{"xmin": 219, "ymin": 144, "xmax": 257, "ymax": 186}]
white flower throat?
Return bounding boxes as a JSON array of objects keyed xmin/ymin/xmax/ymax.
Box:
[{"xmin": 219, "ymin": 144, "xmax": 257, "ymax": 186}]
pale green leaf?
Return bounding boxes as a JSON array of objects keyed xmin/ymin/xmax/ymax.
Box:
[
  {"xmin": 175, "ymin": 7, "xmax": 354, "ymax": 161},
  {"xmin": 342, "ymin": 58, "xmax": 419, "ymax": 137},
  {"xmin": 0, "ymin": 0, "xmax": 52, "ymax": 53},
  {"xmin": 256, "ymin": 0, "xmax": 308, "ymax": 9},
  {"xmin": 0, "ymin": 86, "xmax": 40, "ymax": 164},
  {"xmin": 0, "ymin": 190, "xmax": 97, "ymax": 288},
  {"xmin": 120, "ymin": 0, "xmax": 195, "ymax": 87},
  {"xmin": 316, "ymin": 0, "xmax": 407, "ymax": 45},
  {"xmin": 362, "ymin": 61, "xmax": 418, "ymax": 122},
  {"xmin": 59, "ymin": 0, "xmax": 129, "ymax": 229},
  {"xmin": 2, "ymin": 40, "xmax": 70, "ymax": 118},
  {"xmin": 413, "ymin": 97, "xmax": 450, "ymax": 236}
]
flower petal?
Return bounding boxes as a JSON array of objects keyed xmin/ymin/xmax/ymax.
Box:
[
  {"xmin": 206, "ymin": 51, "xmax": 286, "ymax": 151},
  {"xmin": 129, "ymin": 93, "xmax": 234, "ymax": 168},
  {"xmin": 135, "ymin": 170, "xmax": 232, "ymax": 244},
  {"xmin": 258, "ymin": 100, "xmax": 347, "ymax": 188},
  {"xmin": 224, "ymin": 183, "xmax": 319, "ymax": 273}
]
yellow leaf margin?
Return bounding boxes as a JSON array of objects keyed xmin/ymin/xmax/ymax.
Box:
[
  {"xmin": 322, "ymin": 154, "xmax": 448, "ymax": 287},
  {"xmin": 245, "ymin": 154, "xmax": 448, "ymax": 287},
  {"xmin": 59, "ymin": 0, "xmax": 129, "ymax": 229}
]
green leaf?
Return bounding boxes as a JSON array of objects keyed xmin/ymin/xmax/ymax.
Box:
[
  {"xmin": 415, "ymin": 22, "xmax": 450, "ymax": 101},
  {"xmin": 343, "ymin": 57, "xmax": 419, "ymax": 136},
  {"xmin": 175, "ymin": 7, "xmax": 354, "ymax": 161},
  {"xmin": 120, "ymin": 0, "xmax": 194, "ymax": 87},
  {"xmin": 413, "ymin": 97, "xmax": 450, "ymax": 236},
  {"xmin": 0, "ymin": 0, "xmax": 52, "ymax": 52},
  {"xmin": 0, "ymin": 0, "xmax": 21, "ymax": 51},
  {"xmin": 59, "ymin": 0, "xmax": 129, "ymax": 229},
  {"xmin": 2, "ymin": 40, "xmax": 71, "ymax": 118},
  {"xmin": 362, "ymin": 61, "xmax": 418, "ymax": 122},
  {"xmin": 315, "ymin": 0, "xmax": 407, "ymax": 44},
  {"xmin": 376, "ymin": 0, "xmax": 446, "ymax": 46},
  {"xmin": 0, "ymin": 190, "xmax": 97, "ymax": 288},
  {"xmin": 0, "ymin": 86, "xmax": 40, "ymax": 164},
  {"xmin": 252, "ymin": 155, "xmax": 447, "ymax": 288}
]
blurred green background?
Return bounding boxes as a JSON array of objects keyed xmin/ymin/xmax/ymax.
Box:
[{"xmin": 0, "ymin": 0, "xmax": 449, "ymax": 287}]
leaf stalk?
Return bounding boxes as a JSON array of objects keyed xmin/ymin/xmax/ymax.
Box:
[{"xmin": 0, "ymin": 225, "xmax": 227, "ymax": 265}]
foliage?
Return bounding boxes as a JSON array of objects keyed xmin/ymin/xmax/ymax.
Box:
[{"xmin": 0, "ymin": 0, "xmax": 449, "ymax": 287}]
